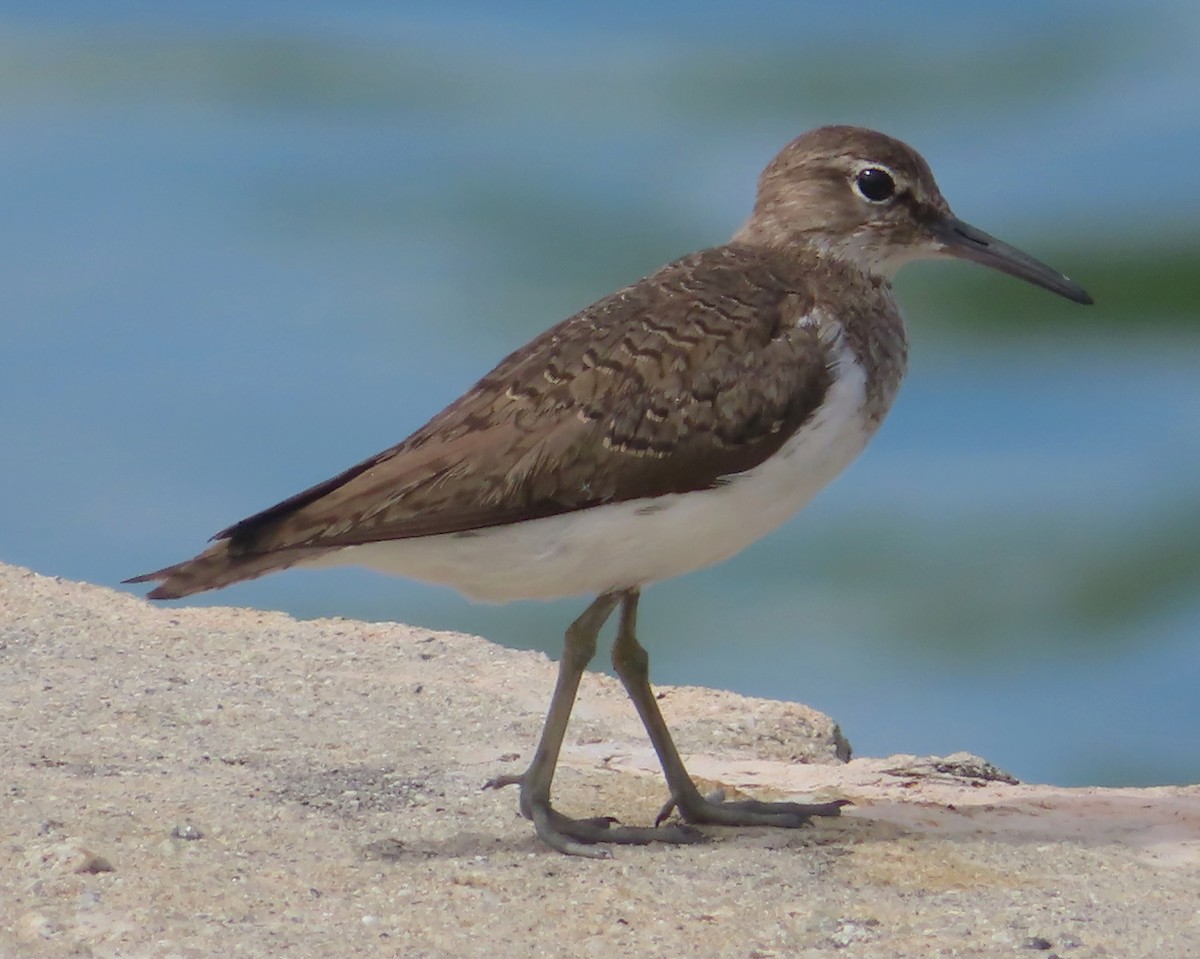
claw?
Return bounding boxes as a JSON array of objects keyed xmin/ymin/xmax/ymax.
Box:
[
  {"xmin": 654, "ymin": 797, "xmax": 676, "ymax": 827},
  {"xmin": 482, "ymin": 774, "xmax": 523, "ymax": 791}
]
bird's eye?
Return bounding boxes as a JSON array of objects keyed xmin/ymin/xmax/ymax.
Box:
[{"xmin": 853, "ymin": 167, "xmax": 896, "ymax": 203}]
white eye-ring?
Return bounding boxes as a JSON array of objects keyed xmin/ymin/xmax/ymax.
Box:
[{"xmin": 852, "ymin": 165, "xmax": 897, "ymax": 203}]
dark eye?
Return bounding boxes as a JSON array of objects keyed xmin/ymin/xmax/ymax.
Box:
[{"xmin": 853, "ymin": 167, "xmax": 896, "ymax": 203}]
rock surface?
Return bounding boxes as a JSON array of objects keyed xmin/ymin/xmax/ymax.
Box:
[{"xmin": 1, "ymin": 561, "xmax": 1198, "ymax": 958}]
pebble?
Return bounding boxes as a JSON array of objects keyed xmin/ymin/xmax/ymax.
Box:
[
  {"xmin": 17, "ymin": 912, "xmax": 59, "ymax": 941},
  {"xmin": 171, "ymin": 822, "xmax": 205, "ymax": 841},
  {"xmin": 30, "ymin": 839, "xmax": 114, "ymax": 875}
]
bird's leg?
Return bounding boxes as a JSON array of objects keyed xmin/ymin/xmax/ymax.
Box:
[
  {"xmin": 611, "ymin": 590, "xmax": 847, "ymax": 830},
  {"xmin": 484, "ymin": 592, "xmax": 699, "ymax": 857}
]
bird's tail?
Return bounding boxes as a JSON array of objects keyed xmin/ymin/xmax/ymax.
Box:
[{"xmin": 123, "ymin": 540, "xmax": 323, "ymax": 599}]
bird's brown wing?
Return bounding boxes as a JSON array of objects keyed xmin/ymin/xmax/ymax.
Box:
[
  {"xmin": 126, "ymin": 245, "xmax": 838, "ymax": 597},
  {"xmin": 220, "ymin": 245, "xmax": 835, "ymax": 555}
]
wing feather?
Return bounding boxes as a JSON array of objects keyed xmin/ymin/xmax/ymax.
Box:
[{"xmin": 217, "ymin": 245, "xmax": 835, "ymax": 554}]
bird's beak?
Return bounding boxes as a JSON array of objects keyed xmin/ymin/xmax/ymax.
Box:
[{"xmin": 928, "ymin": 216, "xmax": 1093, "ymax": 305}]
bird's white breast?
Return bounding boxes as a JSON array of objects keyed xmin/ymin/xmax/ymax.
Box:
[{"xmin": 309, "ymin": 332, "xmax": 880, "ymax": 602}]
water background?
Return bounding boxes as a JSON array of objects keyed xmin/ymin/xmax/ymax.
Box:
[{"xmin": 2, "ymin": 1, "xmax": 1198, "ymax": 786}]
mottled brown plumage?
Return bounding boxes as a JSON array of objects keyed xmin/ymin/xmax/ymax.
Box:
[
  {"xmin": 127, "ymin": 126, "xmax": 1091, "ymax": 856},
  {"xmin": 131, "ymin": 246, "xmax": 849, "ymax": 596},
  {"xmin": 229, "ymin": 246, "xmax": 837, "ymax": 545}
]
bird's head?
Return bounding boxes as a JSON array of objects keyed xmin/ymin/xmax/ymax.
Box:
[{"xmin": 735, "ymin": 125, "xmax": 1091, "ymax": 305}]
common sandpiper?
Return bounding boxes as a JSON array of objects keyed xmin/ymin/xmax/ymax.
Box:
[{"xmin": 128, "ymin": 125, "xmax": 1092, "ymax": 857}]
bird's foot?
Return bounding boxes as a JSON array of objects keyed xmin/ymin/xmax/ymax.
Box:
[
  {"xmin": 656, "ymin": 788, "xmax": 850, "ymax": 829},
  {"xmin": 483, "ymin": 773, "xmax": 702, "ymax": 858},
  {"xmin": 527, "ymin": 804, "xmax": 702, "ymax": 859}
]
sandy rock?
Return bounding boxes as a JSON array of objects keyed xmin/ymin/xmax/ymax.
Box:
[{"xmin": 1, "ymin": 560, "xmax": 1198, "ymax": 958}]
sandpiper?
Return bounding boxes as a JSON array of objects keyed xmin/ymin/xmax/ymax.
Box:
[{"xmin": 128, "ymin": 125, "xmax": 1092, "ymax": 857}]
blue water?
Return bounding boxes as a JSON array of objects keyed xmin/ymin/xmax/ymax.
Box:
[{"xmin": 2, "ymin": 2, "xmax": 1198, "ymax": 786}]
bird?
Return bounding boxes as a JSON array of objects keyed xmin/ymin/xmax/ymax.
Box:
[{"xmin": 127, "ymin": 125, "xmax": 1092, "ymax": 857}]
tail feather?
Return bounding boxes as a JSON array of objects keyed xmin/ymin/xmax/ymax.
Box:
[{"xmin": 124, "ymin": 540, "xmax": 325, "ymax": 600}]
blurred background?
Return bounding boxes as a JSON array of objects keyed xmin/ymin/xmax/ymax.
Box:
[{"xmin": 1, "ymin": 1, "xmax": 1197, "ymax": 787}]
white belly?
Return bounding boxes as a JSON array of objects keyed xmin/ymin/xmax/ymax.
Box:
[{"xmin": 306, "ymin": 346, "xmax": 879, "ymax": 602}]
